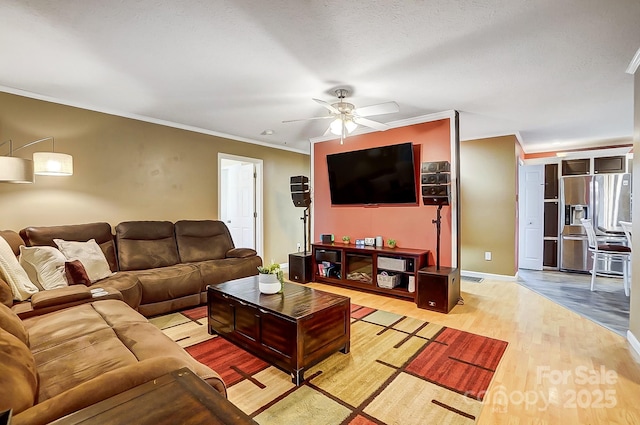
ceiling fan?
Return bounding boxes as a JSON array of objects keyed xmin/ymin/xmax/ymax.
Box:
[{"xmin": 283, "ymin": 89, "xmax": 399, "ymax": 144}]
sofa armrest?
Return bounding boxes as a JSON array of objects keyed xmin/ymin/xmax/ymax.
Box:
[
  {"xmin": 12, "ymin": 287, "xmax": 123, "ymax": 319},
  {"xmin": 12, "ymin": 357, "xmax": 201, "ymax": 425},
  {"xmin": 226, "ymin": 248, "xmax": 258, "ymax": 258}
]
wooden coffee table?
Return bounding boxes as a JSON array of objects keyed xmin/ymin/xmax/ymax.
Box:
[
  {"xmin": 207, "ymin": 276, "xmax": 350, "ymax": 385},
  {"xmin": 51, "ymin": 368, "xmax": 256, "ymax": 424}
]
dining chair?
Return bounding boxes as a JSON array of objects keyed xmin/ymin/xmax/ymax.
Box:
[{"xmin": 580, "ymin": 218, "xmax": 630, "ymax": 296}]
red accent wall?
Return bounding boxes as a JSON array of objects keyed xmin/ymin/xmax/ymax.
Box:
[{"xmin": 313, "ymin": 119, "xmax": 452, "ymax": 267}]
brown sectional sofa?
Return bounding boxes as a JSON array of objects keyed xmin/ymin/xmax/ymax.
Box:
[
  {"xmin": 0, "ymin": 219, "xmax": 263, "ymax": 424},
  {"xmin": 1, "ymin": 219, "xmax": 262, "ymax": 316},
  {"xmin": 0, "ymin": 299, "xmax": 225, "ymax": 425}
]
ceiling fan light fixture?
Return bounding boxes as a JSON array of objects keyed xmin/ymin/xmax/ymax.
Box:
[{"xmin": 329, "ymin": 117, "xmax": 357, "ymax": 136}]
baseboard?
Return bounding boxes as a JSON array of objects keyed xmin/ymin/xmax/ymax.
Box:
[
  {"xmin": 627, "ymin": 330, "xmax": 640, "ymax": 357},
  {"xmin": 460, "ymin": 270, "xmax": 518, "ymax": 282}
]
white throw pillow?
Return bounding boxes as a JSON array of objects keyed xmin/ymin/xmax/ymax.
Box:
[
  {"xmin": 53, "ymin": 239, "xmax": 113, "ymax": 283},
  {"xmin": 19, "ymin": 246, "xmax": 68, "ymax": 290},
  {"xmin": 0, "ymin": 237, "xmax": 39, "ymax": 301}
]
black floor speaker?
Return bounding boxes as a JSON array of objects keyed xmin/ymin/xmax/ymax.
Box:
[
  {"xmin": 288, "ymin": 252, "xmax": 312, "ymax": 283},
  {"xmin": 416, "ymin": 266, "xmax": 460, "ymax": 313}
]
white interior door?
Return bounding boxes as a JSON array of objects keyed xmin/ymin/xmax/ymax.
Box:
[
  {"xmin": 219, "ymin": 155, "xmax": 262, "ymax": 257},
  {"xmin": 519, "ymin": 164, "xmax": 544, "ymax": 270}
]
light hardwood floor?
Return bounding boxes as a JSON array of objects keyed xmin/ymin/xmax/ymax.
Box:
[{"xmin": 304, "ymin": 279, "xmax": 640, "ymax": 424}]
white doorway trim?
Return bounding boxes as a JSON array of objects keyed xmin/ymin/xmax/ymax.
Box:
[{"xmin": 218, "ymin": 153, "xmax": 264, "ymax": 259}]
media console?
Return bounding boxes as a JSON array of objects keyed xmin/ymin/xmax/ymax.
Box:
[{"xmin": 311, "ymin": 242, "xmax": 429, "ymax": 302}]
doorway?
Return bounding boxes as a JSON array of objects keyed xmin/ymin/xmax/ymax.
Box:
[
  {"xmin": 218, "ymin": 153, "xmax": 263, "ymax": 259},
  {"xmin": 518, "ymin": 163, "xmax": 544, "ymax": 270}
]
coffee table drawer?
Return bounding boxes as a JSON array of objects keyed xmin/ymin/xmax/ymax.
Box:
[
  {"xmin": 208, "ymin": 293, "xmax": 234, "ymax": 333},
  {"xmin": 235, "ymin": 302, "xmax": 259, "ymax": 341},
  {"xmin": 261, "ymin": 314, "xmax": 296, "ymax": 358}
]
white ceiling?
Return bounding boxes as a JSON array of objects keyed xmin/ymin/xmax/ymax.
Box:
[{"xmin": 1, "ymin": 0, "xmax": 639, "ymax": 154}]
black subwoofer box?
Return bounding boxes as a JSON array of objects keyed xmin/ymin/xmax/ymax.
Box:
[
  {"xmin": 288, "ymin": 252, "xmax": 312, "ymax": 283},
  {"xmin": 416, "ymin": 266, "xmax": 460, "ymax": 313}
]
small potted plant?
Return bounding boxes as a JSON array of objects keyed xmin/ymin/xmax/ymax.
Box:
[
  {"xmin": 342, "ymin": 236, "xmax": 350, "ymax": 244},
  {"xmin": 257, "ymin": 262, "xmax": 284, "ymax": 294},
  {"xmin": 387, "ymin": 238, "xmax": 397, "ymax": 248}
]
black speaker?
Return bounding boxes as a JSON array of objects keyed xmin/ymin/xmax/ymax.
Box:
[
  {"xmin": 290, "ymin": 175, "xmax": 311, "ymax": 207},
  {"xmin": 421, "ymin": 173, "xmax": 450, "ymax": 185},
  {"xmin": 421, "ymin": 161, "xmax": 450, "ymax": 173},
  {"xmin": 416, "ymin": 266, "xmax": 460, "ymax": 313},
  {"xmin": 292, "ymin": 192, "xmax": 311, "ymax": 207},
  {"xmin": 289, "ymin": 252, "xmax": 312, "ymax": 283},
  {"xmin": 421, "ymin": 161, "xmax": 451, "ymax": 206}
]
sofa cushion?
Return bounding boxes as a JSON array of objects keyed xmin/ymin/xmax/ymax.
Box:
[
  {"xmin": 95, "ymin": 272, "xmax": 142, "ymax": 309},
  {"xmin": 175, "ymin": 220, "xmax": 235, "ymax": 262},
  {"xmin": 116, "ymin": 221, "xmax": 180, "ymax": 271},
  {"xmin": 0, "ymin": 328, "xmax": 38, "ymax": 415},
  {"xmin": 19, "ymin": 245, "xmax": 69, "ymax": 290},
  {"xmin": 128, "ymin": 264, "xmax": 202, "ymax": 305},
  {"xmin": 0, "ymin": 236, "xmax": 39, "ymax": 301},
  {"xmin": 54, "ymin": 239, "xmax": 114, "ymax": 283},
  {"xmin": 20, "ymin": 222, "xmax": 118, "ymax": 272},
  {"xmin": 0, "ymin": 302, "xmax": 29, "ymax": 345}
]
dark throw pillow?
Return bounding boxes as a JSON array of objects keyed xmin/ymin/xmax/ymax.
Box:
[{"xmin": 65, "ymin": 260, "xmax": 91, "ymax": 286}]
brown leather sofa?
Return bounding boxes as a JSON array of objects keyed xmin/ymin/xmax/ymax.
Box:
[
  {"xmin": 1, "ymin": 219, "xmax": 262, "ymax": 317},
  {"xmin": 0, "ymin": 298, "xmax": 225, "ymax": 425}
]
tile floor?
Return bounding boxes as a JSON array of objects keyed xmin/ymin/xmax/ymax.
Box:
[{"xmin": 516, "ymin": 269, "xmax": 629, "ymax": 335}]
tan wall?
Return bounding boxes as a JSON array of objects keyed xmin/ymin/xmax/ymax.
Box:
[
  {"xmin": 460, "ymin": 135, "xmax": 518, "ymax": 276},
  {"xmin": 630, "ymin": 72, "xmax": 640, "ymax": 338},
  {"xmin": 0, "ymin": 92, "xmax": 310, "ymax": 264}
]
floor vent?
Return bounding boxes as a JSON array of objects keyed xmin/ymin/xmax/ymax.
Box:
[{"xmin": 461, "ymin": 275, "xmax": 483, "ymax": 283}]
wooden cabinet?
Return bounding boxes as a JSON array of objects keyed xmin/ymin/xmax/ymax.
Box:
[
  {"xmin": 543, "ymin": 240, "xmax": 558, "ymax": 268},
  {"xmin": 594, "ymin": 156, "xmax": 626, "ymax": 174},
  {"xmin": 562, "ymin": 159, "xmax": 590, "ymax": 176},
  {"xmin": 544, "ymin": 202, "xmax": 558, "ymax": 237},
  {"xmin": 544, "ymin": 163, "xmax": 558, "ymax": 199},
  {"xmin": 312, "ymin": 243, "xmax": 429, "ymax": 301}
]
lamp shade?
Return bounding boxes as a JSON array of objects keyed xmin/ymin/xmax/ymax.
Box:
[
  {"xmin": 33, "ymin": 152, "xmax": 73, "ymax": 176},
  {"xmin": 0, "ymin": 157, "xmax": 34, "ymax": 183}
]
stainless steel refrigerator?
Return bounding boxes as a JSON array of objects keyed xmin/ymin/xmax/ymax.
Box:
[{"xmin": 559, "ymin": 173, "xmax": 631, "ymax": 273}]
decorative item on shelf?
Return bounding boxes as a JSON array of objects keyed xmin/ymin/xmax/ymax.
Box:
[
  {"xmin": 355, "ymin": 239, "xmax": 365, "ymax": 247},
  {"xmin": 257, "ymin": 262, "xmax": 284, "ymax": 294},
  {"xmin": 342, "ymin": 236, "xmax": 350, "ymax": 244},
  {"xmin": 387, "ymin": 239, "xmax": 397, "ymax": 248},
  {"xmin": 364, "ymin": 237, "xmax": 375, "ymax": 246}
]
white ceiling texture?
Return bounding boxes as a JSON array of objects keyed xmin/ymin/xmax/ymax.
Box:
[{"xmin": 1, "ymin": 0, "xmax": 639, "ymax": 154}]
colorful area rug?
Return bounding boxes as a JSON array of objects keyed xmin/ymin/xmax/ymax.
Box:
[{"xmin": 150, "ymin": 304, "xmax": 508, "ymax": 425}]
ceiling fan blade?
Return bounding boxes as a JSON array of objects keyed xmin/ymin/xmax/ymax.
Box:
[
  {"xmin": 353, "ymin": 101, "xmax": 399, "ymax": 117},
  {"xmin": 282, "ymin": 115, "xmax": 334, "ymax": 124},
  {"xmin": 353, "ymin": 116, "xmax": 390, "ymax": 131},
  {"xmin": 313, "ymin": 98, "xmax": 340, "ymax": 114}
]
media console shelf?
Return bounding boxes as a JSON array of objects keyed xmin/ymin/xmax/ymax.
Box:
[{"xmin": 312, "ymin": 242, "xmax": 429, "ymax": 301}]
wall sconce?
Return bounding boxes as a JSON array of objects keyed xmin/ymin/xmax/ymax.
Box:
[{"xmin": 0, "ymin": 136, "xmax": 73, "ymax": 183}]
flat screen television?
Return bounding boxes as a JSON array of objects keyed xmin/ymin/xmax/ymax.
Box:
[{"xmin": 326, "ymin": 142, "xmax": 417, "ymax": 205}]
